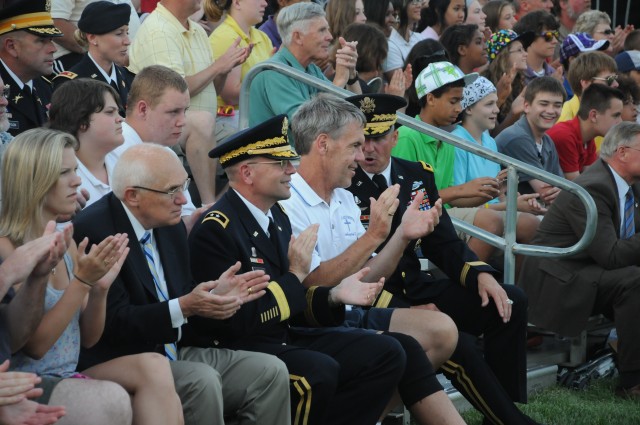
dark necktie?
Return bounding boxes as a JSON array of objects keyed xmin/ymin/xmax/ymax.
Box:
[
  {"xmin": 623, "ymin": 188, "xmax": 635, "ymax": 239},
  {"xmin": 22, "ymin": 85, "xmax": 45, "ymax": 126},
  {"xmin": 268, "ymin": 217, "xmax": 280, "ymax": 249},
  {"xmin": 372, "ymin": 174, "xmax": 388, "ymax": 191}
]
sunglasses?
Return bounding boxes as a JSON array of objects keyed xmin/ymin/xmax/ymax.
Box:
[
  {"xmin": 592, "ymin": 74, "xmax": 618, "ymax": 86},
  {"xmin": 597, "ymin": 29, "xmax": 614, "ymax": 36},
  {"xmin": 538, "ymin": 30, "xmax": 559, "ymax": 42}
]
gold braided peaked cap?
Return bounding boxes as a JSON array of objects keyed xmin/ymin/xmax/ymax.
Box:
[
  {"xmin": 209, "ymin": 114, "xmax": 300, "ymax": 168},
  {"xmin": 0, "ymin": 0, "xmax": 62, "ymax": 37},
  {"xmin": 345, "ymin": 94, "xmax": 408, "ymax": 137}
]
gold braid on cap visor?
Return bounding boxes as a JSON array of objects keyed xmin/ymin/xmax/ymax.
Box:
[
  {"xmin": 219, "ymin": 137, "xmax": 296, "ymax": 165},
  {"xmin": 364, "ymin": 115, "xmax": 397, "ymax": 135}
]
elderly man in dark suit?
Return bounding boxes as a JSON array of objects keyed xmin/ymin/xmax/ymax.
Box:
[
  {"xmin": 0, "ymin": 0, "xmax": 59, "ymax": 136},
  {"xmin": 519, "ymin": 121, "xmax": 640, "ymax": 400},
  {"xmin": 73, "ymin": 143, "xmax": 291, "ymax": 425}
]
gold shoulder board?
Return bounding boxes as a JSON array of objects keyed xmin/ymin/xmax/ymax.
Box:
[
  {"xmin": 419, "ymin": 161, "xmax": 434, "ymax": 173},
  {"xmin": 53, "ymin": 71, "xmax": 77, "ymax": 80},
  {"xmin": 201, "ymin": 210, "xmax": 229, "ymax": 228}
]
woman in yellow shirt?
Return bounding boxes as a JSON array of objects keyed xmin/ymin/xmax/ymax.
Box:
[{"xmin": 205, "ymin": 0, "xmax": 274, "ymax": 129}]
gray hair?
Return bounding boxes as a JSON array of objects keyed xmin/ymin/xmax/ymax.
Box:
[
  {"xmin": 291, "ymin": 93, "xmax": 366, "ymax": 155},
  {"xmin": 574, "ymin": 11, "xmax": 611, "ymax": 36},
  {"xmin": 111, "ymin": 143, "xmax": 180, "ymax": 199},
  {"xmin": 600, "ymin": 122, "xmax": 640, "ymax": 159},
  {"xmin": 277, "ymin": 2, "xmax": 326, "ymax": 46}
]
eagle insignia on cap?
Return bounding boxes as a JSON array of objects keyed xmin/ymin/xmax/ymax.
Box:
[
  {"xmin": 282, "ymin": 117, "xmax": 288, "ymax": 136},
  {"xmin": 46, "ymin": 0, "xmax": 51, "ymax": 12},
  {"xmin": 359, "ymin": 97, "xmax": 375, "ymax": 113}
]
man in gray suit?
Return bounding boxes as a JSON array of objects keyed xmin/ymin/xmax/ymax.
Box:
[{"xmin": 519, "ymin": 122, "xmax": 640, "ymax": 400}]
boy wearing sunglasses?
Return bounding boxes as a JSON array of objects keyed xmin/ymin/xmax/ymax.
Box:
[
  {"xmin": 513, "ymin": 10, "xmax": 563, "ymax": 84},
  {"xmin": 547, "ymin": 83, "xmax": 624, "ymax": 180}
]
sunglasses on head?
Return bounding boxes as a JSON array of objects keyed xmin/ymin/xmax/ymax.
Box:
[
  {"xmin": 592, "ymin": 74, "xmax": 618, "ymax": 86},
  {"xmin": 538, "ymin": 30, "xmax": 559, "ymax": 42}
]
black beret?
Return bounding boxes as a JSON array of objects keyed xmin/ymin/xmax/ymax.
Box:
[
  {"xmin": 78, "ymin": 1, "xmax": 131, "ymax": 35},
  {"xmin": 0, "ymin": 0, "xmax": 62, "ymax": 37},
  {"xmin": 345, "ymin": 94, "xmax": 408, "ymax": 137},
  {"xmin": 209, "ymin": 115, "xmax": 300, "ymax": 168}
]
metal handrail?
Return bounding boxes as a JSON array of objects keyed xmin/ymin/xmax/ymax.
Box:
[{"xmin": 239, "ymin": 61, "xmax": 598, "ymax": 284}]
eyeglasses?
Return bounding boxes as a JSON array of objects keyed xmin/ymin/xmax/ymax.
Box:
[
  {"xmin": 410, "ymin": 0, "xmax": 426, "ymax": 5},
  {"xmin": 592, "ymin": 74, "xmax": 618, "ymax": 86},
  {"xmin": 133, "ymin": 178, "xmax": 190, "ymax": 200},
  {"xmin": 246, "ymin": 159, "xmax": 300, "ymax": 170},
  {"xmin": 0, "ymin": 85, "xmax": 9, "ymax": 99},
  {"xmin": 538, "ymin": 30, "xmax": 559, "ymax": 42},
  {"xmin": 622, "ymin": 145, "xmax": 640, "ymax": 154},
  {"xmin": 596, "ymin": 29, "xmax": 614, "ymax": 36}
]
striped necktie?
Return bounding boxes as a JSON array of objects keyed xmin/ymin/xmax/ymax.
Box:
[
  {"xmin": 140, "ymin": 231, "xmax": 178, "ymax": 361},
  {"xmin": 623, "ymin": 188, "xmax": 635, "ymax": 239}
]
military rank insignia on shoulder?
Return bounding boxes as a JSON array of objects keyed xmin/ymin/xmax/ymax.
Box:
[
  {"xmin": 53, "ymin": 71, "xmax": 77, "ymax": 81},
  {"xmin": 276, "ymin": 202, "xmax": 287, "ymax": 215},
  {"xmin": 419, "ymin": 161, "xmax": 434, "ymax": 173},
  {"xmin": 201, "ymin": 210, "xmax": 229, "ymax": 228}
]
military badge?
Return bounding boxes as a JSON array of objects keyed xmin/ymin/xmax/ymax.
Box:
[
  {"xmin": 409, "ymin": 189, "xmax": 431, "ymax": 211},
  {"xmin": 359, "ymin": 97, "xmax": 375, "ymax": 113}
]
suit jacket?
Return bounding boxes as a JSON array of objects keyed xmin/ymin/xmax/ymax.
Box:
[
  {"xmin": 188, "ymin": 190, "xmax": 344, "ymax": 353},
  {"xmin": 0, "ymin": 65, "xmax": 51, "ymax": 136},
  {"xmin": 518, "ymin": 158, "xmax": 640, "ymax": 336},
  {"xmin": 347, "ymin": 157, "xmax": 495, "ymax": 307},
  {"xmin": 52, "ymin": 54, "xmax": 134, "ymax": 116},
  {"xmin": 73, "ymin": 193, "xmax": 212, "ymax": 369}
]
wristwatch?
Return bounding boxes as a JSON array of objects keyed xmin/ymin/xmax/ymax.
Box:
[{"xmin": 346, "ymin": 71, "xmax": 359, "ymax": 86}]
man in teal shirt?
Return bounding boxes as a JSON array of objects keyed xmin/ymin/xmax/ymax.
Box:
[{"xmin": 248, "ymin": 2, "xmax": 361, "ymax": 127}]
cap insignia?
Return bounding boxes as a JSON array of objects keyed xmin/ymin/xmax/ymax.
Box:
[{"xmin": 359, "ymin": 97, "xmax": 375, "ymax": 113}]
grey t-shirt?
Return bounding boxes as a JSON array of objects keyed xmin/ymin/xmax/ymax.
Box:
[{"xmin": 496, "ymin": 115, "xmax": 563, "ymax": 194}]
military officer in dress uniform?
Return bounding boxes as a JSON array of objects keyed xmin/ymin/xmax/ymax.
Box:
[
  {"xmin": 188, "ymin": 115, "xmax": 406, "ymax": 425},
  {"xmin": 0, "ymin": 0, "xmax": 61, "ymax": 136},
  {"xmin": 52, "ymin": 1, "xmax": 134, "ymax": 116},
  {"xmin": 345, "ymin": 93, "xmax": 542, "ymax": 425}
]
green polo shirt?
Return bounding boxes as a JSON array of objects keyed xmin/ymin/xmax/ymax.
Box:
[
  {"xmin": 393, "ymin": 116, "xmax": 455, "ymax": 193},
  {"xmin": 248, "ymin": 46, "xmax": 328, "ymax": 127}
]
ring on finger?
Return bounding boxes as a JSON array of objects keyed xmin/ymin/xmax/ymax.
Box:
[
  {"xmin": 506, "ymin": 299, "xmax": 514, "ymax": 305},
  {"xmin": 248, "ymin": 287, "xmax": 253, "ymax": 295}
]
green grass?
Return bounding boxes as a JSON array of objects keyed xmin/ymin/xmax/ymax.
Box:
[{"xmin": 460, "ymin": 379, "xmax": 640, "ymax": 425}]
